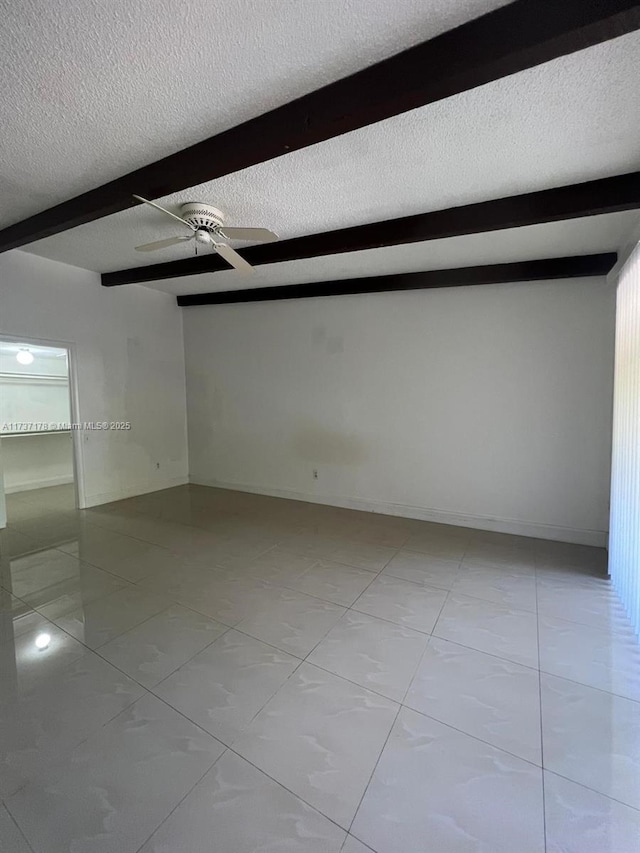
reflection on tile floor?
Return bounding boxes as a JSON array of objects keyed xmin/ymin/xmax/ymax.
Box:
[{"xmin": 0, "ymin": 483, "xmax": 638, "ymax": 851}]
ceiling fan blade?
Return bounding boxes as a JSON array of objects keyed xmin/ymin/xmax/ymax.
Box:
[
  {"xmin": 132, "ymin": 195, "xmax": 195, "ymax": 230},
  {"xmin": 134, "ymin": 236, "xmax": 193, "ymax": 252},
  {"xmin": 219, "ymin": 227, "xmax": 279, "ymax": 243},
  {"xmin": 213, "ymin": 242, "xmax": 253, "ymax": 272}
]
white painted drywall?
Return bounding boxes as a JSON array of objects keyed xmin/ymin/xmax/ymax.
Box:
[
  {"xmin": 0, "ymin": 433, "xmax": 74, "ymax": 493},
  {"xmin": 0, "ymin": 250, "xmax": 188, "ymax": 506},
  {"xmin": 184, "ymin": 278, "xmax": 615, "ymax": 545},
  {"xmin": 0, "ymin": 373, "xmax": 71, "ymax": 433}
]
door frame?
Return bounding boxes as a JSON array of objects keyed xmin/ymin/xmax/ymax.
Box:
[{"xmin": 0, "ymin": 331, "xmax": 87, "ymax": 512}]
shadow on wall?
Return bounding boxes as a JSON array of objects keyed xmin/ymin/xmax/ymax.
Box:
[{"xmin": 292, "ymin": 424, "xmax": 369, "ymax": 466}]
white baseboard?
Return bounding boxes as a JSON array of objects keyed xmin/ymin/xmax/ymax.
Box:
[
  {"xmin": 84, "ymin": 476, "xmax": 189, "ymax": 509},
  {"xmin": 190, "ymin": 476, "xmax": 608, "ymax": 547},
  {"xmin": 5, "ymin": 474, "xmax": 75, "ymax": 494}
]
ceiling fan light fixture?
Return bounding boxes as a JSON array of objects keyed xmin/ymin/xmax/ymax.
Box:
[{"xmin": 132, "ymin": 195, "xmax": 278, "ymax": 272}]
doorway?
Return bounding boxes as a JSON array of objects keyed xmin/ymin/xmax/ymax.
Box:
[{"xmin": 0, "ymin": 338, "xmax": 83, "ymax": 533}]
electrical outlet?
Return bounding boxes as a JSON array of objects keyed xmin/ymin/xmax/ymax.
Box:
[
  {"xmin": 312, "ymin": 469, "xmax": 318, "ymax": 479},
  {"xmin": 156, "ymin": 462, "xmax": 160, "ymax": 469}
]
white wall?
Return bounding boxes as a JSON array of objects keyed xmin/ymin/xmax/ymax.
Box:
[
  {"xmin": 0, "ymin": 371, "xmax": 71, "ymax": 434},
  {"xmin": 184, "ymin": 278, "xmax": 615, "ymax": 545},
  {"xmin": 0, "ymin": 250, "xmax": 188, "ymax": 507},
  {"xmin": 1, "ymin": 433, "xmax": 74, "ymax": 493}
]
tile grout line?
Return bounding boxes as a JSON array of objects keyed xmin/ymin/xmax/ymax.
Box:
[
  {"xmin": 399, "ymin": 634, "xmax": 433, "ymax": 708},
  {"xmin": 534, "ymin": 549, "xmax": 548, "ymax": 853},
  {"xmin": 90, "ymin": 590, "xmax": 640, "ymax": 753},
  {"xmin": 2, "ymin": 685, "xmax": 150, "ymax": 807},
  {"xmin": 94, "ymin": 620, "xmax": 235, "ymax": 691},
  {"xmin": 54, "ymin": 590, "xmax": 177, "ymax": 653},
  {"xmin": 346, "ymin": 702, "xmax": 402, "ymax": 838},
  {"xmin": 131, "ymin": 748, "xmax": 229, "ymax": 853},
  {"xmin": 149, "ymin": 638, "xmax": 306, "ymax": 734},
  {"xmin": 5, "ymin": 547, "xmax": 637, "ymax": 705},
  {"xmin": 0, "ymin": 802, "xmax": 36, "ymax": 853},
  {"xmin": 6, "ymin": 492, "xmax": 634, "ymax": 848},
  {"xmin": 219, "ymin": 633, "xmax": 550, "ymax": 773},
  {"xmin": 398, "ymin": 693, "xmax": 544, "ymax": 770},
  {"xmin": 340, "ymin": 834, "xmax": 377, "ymax": 853},
  {"xmin": 541, "ymin": 768, "xmax": 640, "ymax": 814},
  {"xmin": 68, "ymin": 567, "xmax": 516, "ymax": 842},
  {"xmin": 1, "ymin": 600, "xmax": 235, "ymax": 812},
  {"xmin": 141, "ymin": 685, "xmax": 351, "ymax": 838}
]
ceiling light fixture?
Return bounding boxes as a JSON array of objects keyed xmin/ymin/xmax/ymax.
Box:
[{"xmin": 16, "ymin": 348, "xmax": 34, "ymax": 365}]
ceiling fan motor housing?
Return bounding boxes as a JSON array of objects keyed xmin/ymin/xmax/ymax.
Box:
[{"xmin": 180, "ymin": 202, "xmax": 225, "ymax": 232}]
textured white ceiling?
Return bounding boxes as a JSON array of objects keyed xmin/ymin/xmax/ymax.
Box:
[
  {"xmin": 4, "ymin": 0, "xmax": 639, "ymax": 289},
  {"xmin": 0, "ymin": 0, "xmax": 510, "ymax": 226},
  {"xmin": 140, "ymin": 212, "xmax": 640, "ymax": 296},
  {"xmin": 23, "ymin": 30, "xmax": 640, "ymax": 279}
]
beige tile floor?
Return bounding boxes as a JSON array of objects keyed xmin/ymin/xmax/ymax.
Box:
[{"xmin": 0, "ymin": 483, "xmax": 639, "ymax": 852}]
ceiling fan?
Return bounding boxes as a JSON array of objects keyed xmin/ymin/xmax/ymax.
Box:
[{"xmin": 132, "ymin": 195, "xmax": 278, "ymax": 272}]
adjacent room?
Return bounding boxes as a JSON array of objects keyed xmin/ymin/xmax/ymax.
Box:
[
  {"xmin": 0, "ymin": 341, "xmax": 77, "ymax": 530},
  {"xmin": 0, "ymin": 2, "xmax": 639, "ymax": 852}
]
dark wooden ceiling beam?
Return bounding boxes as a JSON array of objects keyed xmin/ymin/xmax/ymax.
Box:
[
  {"xmin": 2, "ymin": 0, "xmax": 640, "ymax": 253},
  {"xmin": 176, "ymin": 253, "xmax": 617, "ymax": 307},
  {"xmin": 103, "ymin": 172, "xmax": 640, "ymax": 286}
]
